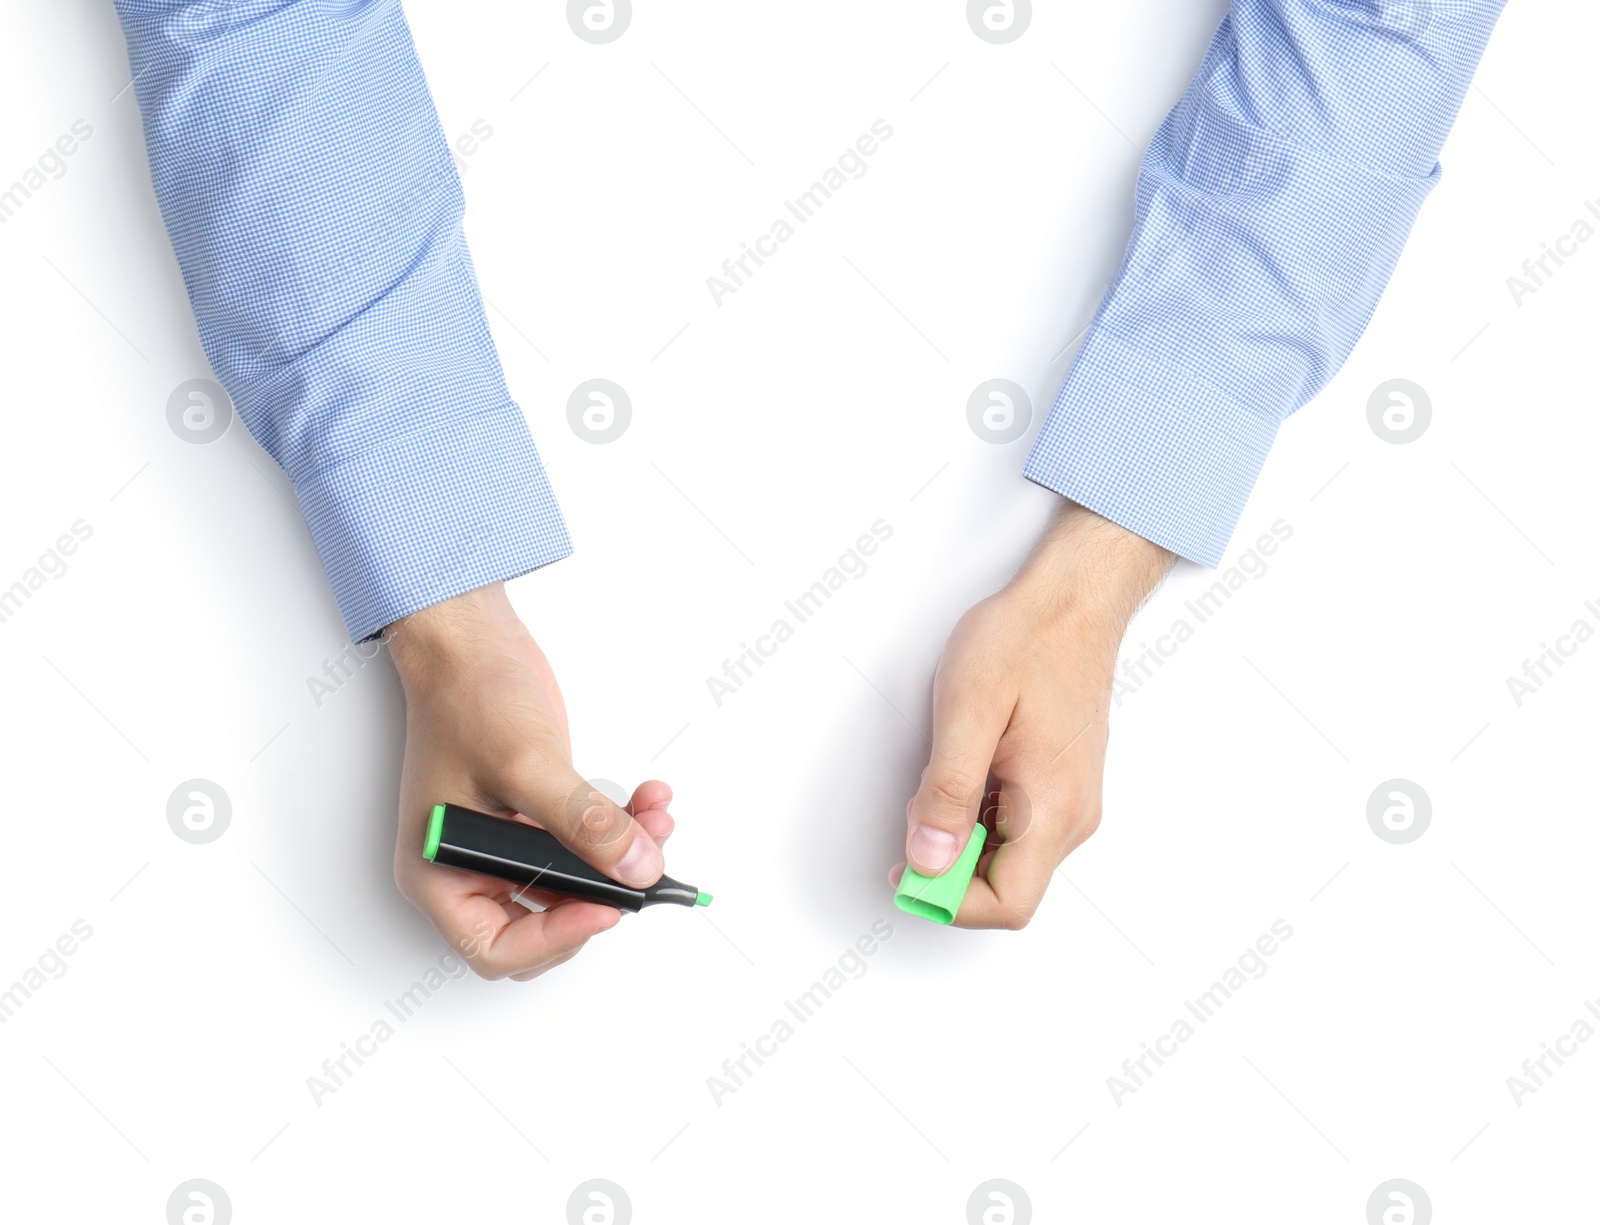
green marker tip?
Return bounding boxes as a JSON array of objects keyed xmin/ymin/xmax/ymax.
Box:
[
  {"xmin": 695, "ymin": 891, "xmax": 713, "ymax": 907},
  {"xmin": 423, "ymin": 803, "xmax": 445, "ymax": 862}
]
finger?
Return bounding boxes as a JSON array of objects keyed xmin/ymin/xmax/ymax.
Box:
[
  {"xmin": 509, "ymin": 946, "xmax": 584, "ymax": 982},
  {"xmin": 952, "ymin": 778, "xmax": 1078, "ymax": 931},
  {"xmin": 506, "ymin": 892, "xmax": 624, "ymax": 924},
  {"xmin": 906, "ymin": 685, "xmax": 1011, "ymax": 877},
  {"xmin": 628, "ymin": 780, "xmax": 672, "ymax": 813},
  {"xmin": 629, "ymin": 781, "xmax": 675, "ymax": 845},
  {"xmin": 500, "ymin": 759, "xmax": 666, "ymax": 890},
  {"xmin": 425, "ymin": 884, "xmax": 618, "ymax": 979},
  {"xmin": 485, "ymin": 906, "xmax": 615, "ymax": 979},
  {"xmin": 634, "ymin": 806, "xmax": 674, "ymax": 844},
  {"xmin": 498, "ymin": 880, "xmax": 599, "ymax": 914}
]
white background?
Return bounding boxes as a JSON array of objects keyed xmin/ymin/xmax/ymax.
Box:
[{"xmin": 1, "ymin": 1, "xmax": 1596, "ymax": 1221}]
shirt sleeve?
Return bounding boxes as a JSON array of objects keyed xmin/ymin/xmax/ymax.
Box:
[
  {"xmin": 1024, "ymin": 0, "xmax": 1508, "ymax": 565},
  {"xmin": 115, "ymin": 0, "xmax": 572, "ymax": 640}
]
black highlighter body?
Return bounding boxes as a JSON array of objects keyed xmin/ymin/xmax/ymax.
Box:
[{"xmin": 423, "ymin": 803, "xmax": 708, "ymax": 911}]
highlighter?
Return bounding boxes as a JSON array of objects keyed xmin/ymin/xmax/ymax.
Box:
[
  {"xmin": 423, "ymin": 803, "xmax": 712, "ymax": 911},
  {"xmin": 893, "ymin": 823, "xmax": 987, "ymax": 924}
]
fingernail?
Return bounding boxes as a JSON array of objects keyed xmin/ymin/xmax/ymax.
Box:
[
  {"xmin": 614, "ymin": 829, "xmax": 663, "ymax": 886},
  {"xmin": 909, "ymin": 826, "xmax": 959, "ymax": 874}
]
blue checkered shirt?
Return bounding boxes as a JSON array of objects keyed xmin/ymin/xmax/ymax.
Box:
[
  {"xmin": 118, "ymin": 2, "xmax": 1507, "ymax": 646},
  {"xmin": 117, "ymin": 0, "xmax": 571, "ymax": 640},
  {"xmin": 1026, "ymin": 0, "xmax": 1508, "ymax": 563}
]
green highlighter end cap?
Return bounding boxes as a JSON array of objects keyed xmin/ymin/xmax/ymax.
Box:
[
  {"xmin": 423, "ymin": 804, "xmax": 445, "ymax": 862},
  {"xmin": 893, "ymin": 824, "xmax": 987, "ymax": 925},
  {"xmin": 695, "ymin": 891, "xmax": 713, "ymax": 907}
]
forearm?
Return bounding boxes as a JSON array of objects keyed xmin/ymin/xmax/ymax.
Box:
[
  {"xmin": 385, "ymin": 583, "xmax": 537, "ymax": 706},
  {"xmin": 1027, "ymin": 0, "xmax": 1509, "ymax": 565},
  {"xmin": 116, "ymin": 0, "xmax": 570, "ymax": 639},
  {"xmin": 1010, "ymin": 502, "xmax": 1176, "ymax": 646}
]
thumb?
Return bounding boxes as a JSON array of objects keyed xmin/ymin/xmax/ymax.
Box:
[
  {"xmin": 502, "ymin": 758, "xmax": 665, "ymax": 890},
  {"xmin": 906, "ymin": 691, "xmax": 1009, "ymax": 876}
]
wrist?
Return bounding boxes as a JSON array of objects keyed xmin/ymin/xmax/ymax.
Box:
[
  {"xmin": 1011, "ymin": 502, "xmax": 1174, "ymax": 635},
  {"xmin": 385, "ymin": 582, "xmax": 520, "ymax": 682}
]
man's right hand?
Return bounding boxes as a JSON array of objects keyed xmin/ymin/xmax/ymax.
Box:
[
  {"xmin": 891, "ymin": 502, "xmax": 1174, "ymax": 929},
  {"xmin": 386, "ymin": 583, "xmax": 675, "ymax": 981}
]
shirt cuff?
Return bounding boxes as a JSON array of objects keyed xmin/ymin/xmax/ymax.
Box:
[
  {"xmin": 295, "ymin": 401, "xmax": 572, "ymax": 641},
  {"xmin": 1024, "ymin": 328, "xmax": 1279, "ymax": 567}
]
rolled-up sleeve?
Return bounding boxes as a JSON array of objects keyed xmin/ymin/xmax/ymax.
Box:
[
  {"xmin": 1025, "ymin": 0, "xmax": 1508, "ymax": 565},
  {"xmin": 116, "ymin": 0, "xmax": 571, "ymax": 639}
]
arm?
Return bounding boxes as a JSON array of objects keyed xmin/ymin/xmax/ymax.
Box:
[
  {"xmin": 117, "ymin": 1, "xmax": 669, "ymax": 976},
  {"xmin": 1026, "ymin": 0, "xmax": 1508, "ymax": 564},
  {"xmin": 901, "ymin": 0, "xmax": 1508, "ymax": 926},
  {"xmin": 116, "ymin": 0, "xmax": 570, "ymax": 637}
]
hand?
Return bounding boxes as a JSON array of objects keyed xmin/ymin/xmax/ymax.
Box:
[
  {"xmin": 892, "ymin": 502, "xmax": 1174, "ymax": 929},
  {"xmin": 386, "ymin": 582, "xmax": 675, "ymax": 980}
]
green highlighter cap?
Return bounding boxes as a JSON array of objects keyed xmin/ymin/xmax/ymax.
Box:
[{"xmin": 894, "ymin": 824, "xmax": 987, "ymax": 924}]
